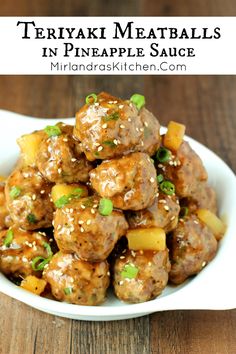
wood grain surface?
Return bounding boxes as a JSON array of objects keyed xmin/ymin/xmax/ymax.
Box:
[{"xmin": 0, "ymin": 1, "xmax": 236, "ymax": 354}]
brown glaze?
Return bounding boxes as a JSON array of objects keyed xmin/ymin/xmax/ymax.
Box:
[
  {"xmin": 167, "ymin": 214, "xmax": 217, "ymax": 284},
  {"xmin": 43, "ymin": 252, "xmax": 110, "ymax": 305},
  {"xmin": 90, "ymin": 152, "xmax": 158, "ymax": 210},
  {"xmin": 0, "ymin": 227, "xmax": 49, "ymax": 277},
  {"xmin": 74, "ymin": 92, "xmax": 161, "ymax": 161},
  {"xmin": 54, "ymin": 196, "xmax": 128, "ymax": 262},
  {"xmin": 181, "ymin": 182, "xmax": 217, "ymax": 214},
  {"xmin": 127, "ymin": 192, "xmax": 180, "ymax": 233},
  {"xmin": 0, "ymin": 183, "xmax": 9, "ymax": 231},
  {"xmin": 5, "ymin": 166, "xmax": 54, "ymax": 230},
  {"xmin": 113, "ymin": 249, "xmax": 170, "ymax": 303},
  {"xmin": 36, "ymin": 123, "xmax": 93, "ymax": 183}
]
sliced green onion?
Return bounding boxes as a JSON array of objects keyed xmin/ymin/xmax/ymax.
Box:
[
  {"xmin": 157, "ymin": 174, "xmax": 164, "ymax": 183},
  {"xmin": 103, "ymin": 111, "xmax": 120, "ymax": 122},
  {"xmin": 64, "ymin": 287, "xmax": 73, "ymax": 295},
  {"xmin": 27, "ymin": 213, "xmax": 37, "ymax": 224},
  {"xmin": 130, "ymin": 94, "xmax": 145, "ymax": 110},
  {"xmin": 3, "ymin": 229, "xmax": 14, "ymax": 247},
  {"xmin": 179, "ymin": 206, "xmax": 189, "ymax": 218},
  {"xmin": 99, "ymin": 198, "xmax": 113, "ymax": 216},
  {"xmin": 9, "ymin": 186, "xmax": 21, "ymax": 199},
  {"xmin": 54, "ymin": 188, "xmax": 83, "ymax": 208},
  {"xmin": 32, "ymin": 256, "xmax": 49, "ymax": 271},
  {"xmin": 85, "ymin": 93, "xmax": 97, "ymax": 105},
  {"xmin": 160, "ymin": 181, "xmax": 175, "ymax": 195},
  {"xmin": 43, "ymin": 242, "xmax": 53, "ymax": 258},
  {"xmin": 121, "ymin": 263, "xmax": 139, "ymax": 279},
  {"xmin": 44, "ymin": 125, "xmax": 62, "ymax": 137},
  {"xmin": 156, "ymin": 147, "xmax": 171, "ymax": 163},
  {"xmin": 102, "ymin": 140, "xmax": 116, "ymax": 148}
]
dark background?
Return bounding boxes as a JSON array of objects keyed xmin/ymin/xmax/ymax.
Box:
[{"xmin": 0, "ymin": 1, "xmax": 236, "ymax": 354}]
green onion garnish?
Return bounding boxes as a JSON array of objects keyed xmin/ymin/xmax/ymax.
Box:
[
  {"xmin": 157, "ymin": 174, "xmax": 164, "ymax": 183},
  {"xmin": 160, "ymin": 181, "xmax": 175, "ymax": 195},
  {"xmin": 130, "ymin": 94, "xmax": 145, "ymax": 110},
  {"xmin": 44, "ymin": 125, "xmax": 62, "ymax": 137},
  {"xmin": 156, "ymin": 147, "xmax": 171, "ymax": 163},
  {"xmin": 179, "ymin": 206, "xmax": 189, "ymax": 218},
  {"xmin": 102, "ymin": 140, "xmax": 116, "ymax": 148},
  {"xmin": 27, "ymin": 213, "xmax": 37, "ymax": 224},
  {"xmin": 121, "ymin": 264, "xmax": 139, "ymax": 279},
  {"xmin": 3, "ymin": 229, "xmax": 14, "ymax": 247},
  {"xmin": 9, "ymin": 186, "xmax": 21, "ymax": 199},
  {"xmin": 64, "ymin": 287, "xmax": 73, "ymax": 295},
  {"xmin": 103, "ymin": 112, "xmax": 120, "ymax": 122},
  {"xmin": 32, "ymin": 256, "xmax": 49, "ymax": 271},
  {"xmin": 85, "ymin": 93, "xmax": 97, "ymax": 105},
  {"xmin": 54, "ymin": 188, "xmax": 83, "ymax": 208},
  {"xmin": 99, "ymin": 198, "xmax": 113, "ymax": 216},
  {"xmin": 43, "ymin": 242, "xmax": 53, "ymax": 258}
]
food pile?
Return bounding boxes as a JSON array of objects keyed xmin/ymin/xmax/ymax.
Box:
[{"xmin": 0, "ymin": 92, "xmax": 226, "ymax": 305}]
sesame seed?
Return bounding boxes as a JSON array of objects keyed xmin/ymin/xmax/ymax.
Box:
[
  {"xmin": 120, "ymin": 124, "xmax": 125, "ymax": 129},
  {"xmin": 97, "ymin": 146, "xmax": 103, "ymax": 152},
  {"xmin": 52, "ymin": 220, "xmax": 54, "ymax": 226},
  {"xmin": 171, "ymin": 216, "xmax": 176, "ymax": 221},
  {"xmin": 23, "ymin": 173, "xmax": 29, "ymax": 178},
  {"xmin": 164, "ymin": 205, "xmax": 170, "ymax": 211},
  {"xmin": 94, "ymin": 142, "xmax": 100, "ymax": 147},
  {"xmin": 159, "ymin": 199, "xmax": 167, "ymax": 204},
  {"xmin": 94, "ymin": 102, "xmax": 99, "ymax": 106},
  {"xmin": 32, "ymin": 194, "xmax": 36, "ymax": 201},
  {"xmin": 57, "ymin": 225, "xmax": 62, "ymax": 230},
  {"xmin": 80, "ymin": 227, "xmax": 84, "ymax": 232},
  {"xmin": 128, "ymin": 118, "xmax": 132, "ymax": 122},
  {"xmin": 78, "ymin": 220, "xmax": 84, "ymax": 225},
  {"xmin": 69, "ymin": 208, "xmax": 73, "ymax": 213},
  {"xmin": 139, "ymin": 250, "xmax": 144, "ymax": 255},
  {"xmin": 150, "ymin": 177, "xmax": 155, "ymax": 183},
  {"xmin": 63, "ymin": 138, "xmax": 68, "ymax": 142},
  {"xmin": 40, "ymin": 190, "xmax": 45, "ymax": 194},
  {"xmin": 173, "ymin": 161, "xmax": 178, "ymax": 167},
  {"xmin": 119, "ymin": 105, "xmax": 124, "ymax": 109},
  {"xmin": 71, "ymin": 158, "xmax": 77, "ymax": 162},
  {"xmin": 117, "ymin": 139, "xmax": 121, "ymax": 144},
  {"xmin": 194, "ymin": 220, "xmax": 199, "ymax": 224},
  {"xmin": 118, "ymin": 280, "xmax": 124, "ymax": 285},
  {"xmin": 113, "ymin": 100, "xmax": 118, "ymax": 104},
  {"xmin": 65, "ymin": 208, "xmax": 70, "ymax": 212},
  {"xmin": 144, "ymin": 122, "xmax": 148, "ymax": 127},
  {"xmin": 202, "ymin": 261, "xmax": 207, "ymax": 267},
  {"xmin": 129, "ymin": 103, "xmax": 133, "ymax": 107},
  {"xmin": 169, "ymin": 161, "xmax": 174, "ymax": 166},
  {"xmin": 177, "ymin": 160, "xmax": 181, "ymax": 166},
  {"xmin": 107, "ymin": 271, "xmax": 110, "ymax": 276},
  {"xmin": 120, "ymin": 256, "xmax": 125, "ymax": 259},
  {"xmin": 141, "ymin": 141, "xmax": 144, "ymax": 146},
  {"xmin": 148, "ymin": 262, "xmax": 152, "ymax": 266},
  {"xmin": 102, "ymin": 123, "xmax": 107, "ymax": 129},
  {"xmin": 86, "ymin": 219, "xmax": 91, "ymax": 225},
  {"xmin": 136, "ymin": 127, "xmax": 139, "ymax": 132},
  {"xmin": 158, "ymin": 164, "xmax": 163, "ymax": 168},
  {"xmin": 179, "ymin": 218, "xmax": 184, "ymax": 223},
  {"xmin": 93, "ymin": 204, "xmax": 98, "ymax": 208},
  {"xmin": 81, "ymin": 205, "xmax": 86, "ymax": 209},
  {"xmin": 58, "ymin": 168, "xmax": 62, "ymax": 174},
  {"xmin": 22, "ymin": 257, "xmax": 28, "ymax": 263},
  {"xmin": 139, "ymin": 127, "xmax": 144, "ymax": 132},
  {"xmin": 91, "ymin": 209, "xmax": 95, "ymax": 214},
  {"xmin": 113, "ymin": 139, "xmax": 118, "ymax": 145},
  {"xmin": 131, "ymin": 250, "xmax": 136, "ymax": 257}
]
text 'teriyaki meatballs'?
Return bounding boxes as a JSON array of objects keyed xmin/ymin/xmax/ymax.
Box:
[
  {"xmin": 167, "ymin": 214, "xmax": 217, "ymax": 284},
  {"xmin": 90, "ymin": 152, "xmax": 158, "ymax": 210},
  {"xmin": 113, "ymin": 249, "xmax": 170, "ymax": 303},
  {"xmin": 127, "ymin": 192, "xmax": 180, "ymax": 233},
  {"xmin": 74, "ymin": 92, "xmax": 161, "ymax": 161},
  {"xmin": 43, "ymin": 252, "xmax": 110, "ymax": 305},
  {"xmin": 5, "ymin": 166, "xmax": 54, "ymax": 230},
  {"xmin": 54, "ymin": 196, "xmax": 128, "ymax": 261},
  {"xmin": 157, "ymin": 141, "xmax": 208, "ymax": 198},
  {"xmin": 0, "ymin": 227, "xmax": 50, "ymax": 277},
  {"xmin": 36, "ymin": 123, "xmax": 93, "ymax": 183}
]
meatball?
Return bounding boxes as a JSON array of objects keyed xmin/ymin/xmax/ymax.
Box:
[
  {"xmin": 5, "ymin": 166, "xmax": 54, "ymax": 230},
  {"xmin": 54, "ymin": 196, "xmax": 128, "ymax": 261},
  {"xmin": 90, "ymin": 152, "xmax": 158, "ymax": 210},
  {"xmin": 181, "ymin": 182, "xmax": 217, "ymax": 214},
  {"xmin": 0, "ymin": 183, "xmax": 9, "ymax": 231},
  {"xmin": 43, "ymin": 252, "xmax": 110, "ymax": 305},
  {"xmin": 167, "ymin": 214, "xmax": 217, "ymax": 284},
  {"xmin": 113, "ymin": 249, "xmax": 170, "ymax": 303},
  {"xmin": 0, "ymin": 227, "xmax": 49, "ymax": 277},
  {"xmin": 158, "ymin": 141, "xmax": 207, "ymax": 198},
  {"xmin": 74, "ymin": 92, "xmax": 161, "ymax": 161},
  {"xmin": 36, "ymin": 123, "xmax": 93, "ymax": 183},
  {"xmin": 127, "ymin": 192, "xmax": 180, "ymax": 233}
]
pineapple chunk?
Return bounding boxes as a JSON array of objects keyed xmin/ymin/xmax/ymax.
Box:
[
  {"xmin": 127, "ymin": 227, "xmax": 166, "ymax": 251},
  {"xmin": 51, "ymin": 183, "xmax": 88, "ymax": 206},
  {"xmin": 163, "ymin": 121, "xmax": 186, "ymax": 152},
  {"xmin": 17, "ymin": 130, "xmax": 45, "ymax": 166},
  {"xmin": 196, "ymin": 209, "xmax": 226, "ymax": 240},
  {"xmin": 21, "ymin": 275, "xmax": 47, "ymax": 295}
]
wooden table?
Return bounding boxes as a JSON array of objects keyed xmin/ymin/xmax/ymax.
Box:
[{"xmin": 0, "ymin": 1, "xmax": 236, "ymax": 354}]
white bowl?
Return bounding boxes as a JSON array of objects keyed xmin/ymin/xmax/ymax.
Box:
[{"xmin": 0, "ymin": 109, "xmax": 236, "ymax": 321}]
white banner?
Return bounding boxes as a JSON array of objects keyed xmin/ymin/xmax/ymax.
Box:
[{"xmin": 0, "ymin": 17, "xmax": 235, "ymax": 74}]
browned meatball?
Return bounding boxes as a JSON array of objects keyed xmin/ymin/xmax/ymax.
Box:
[
  {"xmin": 0, "ymin": 227, "xmax": 49, "ymax": 277},
  {"xmin": 167, "ymin": 214, "xmax": 217, "ymax": 284},
  {"xmin": 43, "ymin": 252, "xmax": 110, "ymax": 305},
  {"xmin": 5, "ymin": 166, "xmax": 54, "ymax": 230},
  {"xmin": 157, "ymin": 141, "xmax": 207, "ymax": 198},
  {"xmin": 0, "ymin": 183, "xmax": 9, "ymax": 231},
  {"xmin": 54, "ymin": 196, "xmax": 128, "ymax": 261},
  {"xmin": 90, "ymin": 152, "xmax": 158, "ymax": 210},
  {"xmin": 113, "ymin": 249, "xmax": 170, "ymax": 303},
  {"xmin": 36, "ymin": 123, "xmax": 93, "ymax": 183},
  {"xmin": 74, "ymin": 92, "xmax": 161, "ymax": 161},
  {"xmin": 127, "ymin": 192, "xmax": 180, "ymax": 233},
  {"xmin": 181, "ymin": 182, "xmax": 217, "ymax": 214}
]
